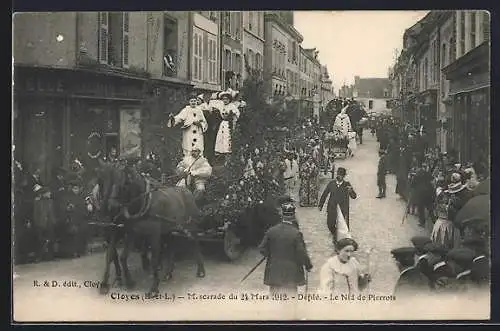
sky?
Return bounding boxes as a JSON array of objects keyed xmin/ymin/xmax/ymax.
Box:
[{"xmin": 294, "ymin": 10, "xmax": 429, "ymax": 93}]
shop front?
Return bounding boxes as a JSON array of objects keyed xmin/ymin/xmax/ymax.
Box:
[
  {"xmin": 14, "ymin": 66, "xmax": 147, "ymax": 187},
  {"xmin": 443, "ymin": 41, "xmax": 490, "ymax": 164}
]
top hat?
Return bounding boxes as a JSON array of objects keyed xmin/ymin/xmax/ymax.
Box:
[{"xmin": 281, "ymin": 202, "xmax": 296, "ymax": 217}]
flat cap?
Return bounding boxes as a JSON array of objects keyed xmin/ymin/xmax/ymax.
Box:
[
  {"xmin": 446, "ymin": 248, "xmax": 476, "ymax": 268},
  {"xmin": 461, "ymin": 236, "xmax": 486, "ymax": 250},
  {"xmin": 411, "ymin": 236, "xmax": 432, "ymax": 253},
  {"xmin": 423, "ymin": 242, "xmax": 448, "ymax": 257},
  {"xmin": 391, "ymin": 246, "xmax": 416, "ymax": 260}
]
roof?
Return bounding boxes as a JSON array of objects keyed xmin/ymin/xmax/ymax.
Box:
[{"xmin": 354, "ymin": 77, "xmax": 390, "ymax": 99}]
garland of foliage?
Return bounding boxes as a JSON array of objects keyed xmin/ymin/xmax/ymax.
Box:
[{"xmin": 200, "ymin": 65, "xmax": 287, "ymax": 227}]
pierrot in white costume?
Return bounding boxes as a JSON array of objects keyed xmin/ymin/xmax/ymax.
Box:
[
  {"xmin": 214, "ymin": 90, "xmax": 240, "ymax": 154},
  {"xmin": 333, "ymin": 105, "xmax": 352, "ymax": 136},
  {"xmin": 170, "ymin": 93, "xmax": 208, "ymax": 156}
]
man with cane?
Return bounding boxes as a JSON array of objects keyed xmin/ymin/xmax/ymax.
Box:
[{"xmin": 256, "ymin": 196, "xmax": 313, "ymax": 297}]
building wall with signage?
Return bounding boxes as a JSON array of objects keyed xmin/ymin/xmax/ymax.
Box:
[{"xmin": 13, "ymin": 12, "xmax": 78, "ymax": 67}]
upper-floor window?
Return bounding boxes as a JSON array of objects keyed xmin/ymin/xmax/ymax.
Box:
[
  {"xmin": 248, "ymin": 12, "xmax": 254, "ymax": 31},
  {"xmin": 460, "ymin": 11, "xmax": 466, "ymax": 56},
  {"xmin": 163, "ymin": 16, "xmax": 178, "ymax": 77},
  {"xmin": 230, "ymin": 12, "xmax": 242, "ymax": 40},
  {"xmin": 423, "ymin": 58, "xmax": 428, "ymax": 90},
  {"xmin": 449, "ymin": 37, "xmax": 454, "ymax": 63},
  {"xmin": 256, "ymin": 53, "xmax": 262, "ymax": 70},
  {"xmin": 441, "ymin": 43, "xmax": 447, "ymax": 68},
  {"xmin": 98, "ymin": 12, "xmax": 129, "ymax": 67},
  {"xmin": 257, "ymin": 12, "xmax": 263, "ymax": 37},
  {"xmin": 224, "ymin": 49, "xmax": 232, "ymax": 71},
  {"xmin": 207, "ymin": 34, "xmax": 217, "ymax": 84},
  {"xmin": 470, "ymin": 12, "xmax": 477, "ymax": 49},
  {"xmin": 222, "ymin": 12, "xmax": 231, "ymax": 35},
  {"xmin": 368, "ymin": 100, "xmax": 373, "ymax": 109},
  {"xmin": 192, "ymin": 27, "xmax": 203, "ymax": 82},
  {"xmin": 483, "ymin": 11, "xmax": 490, "ymax": 41}
]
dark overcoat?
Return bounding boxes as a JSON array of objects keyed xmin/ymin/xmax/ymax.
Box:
[
  {"xmin": 393, "ymin": 266, "xmax": 432, "ymax": 298},
  {"xmin": 259, "ymin": 222, "xmax": 313, "ymax": 287},
  {"xmin": 318, "ymin": 180, "xmax": 357, "ymax": 228}
]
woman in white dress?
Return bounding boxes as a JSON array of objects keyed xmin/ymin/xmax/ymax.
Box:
[
  {"xmin": 170, "ymin": 93, "xmax": 208, "ymax": 156},
  {"xmin": 319, "ymin": 238, "xmax": 365, "ymax": 296},
  {"xmin": 214, "ymin": 90, "xmax": 240, "ymax": 156}
]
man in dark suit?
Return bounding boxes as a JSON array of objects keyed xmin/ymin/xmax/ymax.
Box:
[
  {"xmin": 376, "ymin": 149, "xmax": 388, "ymax": 198},
  {"xmin": 318, "ymin": 167, "xmax": 357, "ymax": 241},
  {"xmin": 413, "ymin": 161, "xmax": 435, "ymax": 227},
  {"xmin": 391, "ymin": 247, "xmax": 432, "ymax": 299},
  {"xmin": 259, "ymin": 200, "xmax": 313, "ymax": 296}
]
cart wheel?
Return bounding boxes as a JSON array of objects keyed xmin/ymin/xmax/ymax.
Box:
[{"xmin": 223, "ymin": 228, "xmax": 246, "ymax": 261}]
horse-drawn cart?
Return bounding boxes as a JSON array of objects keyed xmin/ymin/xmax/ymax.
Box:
[{"xmin": 158, "ymin": 164, "xmax": 254, "ymax": 262}]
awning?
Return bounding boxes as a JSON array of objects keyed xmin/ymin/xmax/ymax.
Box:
[{"xmin": 449, "ymin": 83, "xmax": 490, "ymax": 96}]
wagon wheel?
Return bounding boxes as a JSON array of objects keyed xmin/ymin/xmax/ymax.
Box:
[{"xmin": 223, "ymin": 227, "xmax": 246, "ymax": 261}]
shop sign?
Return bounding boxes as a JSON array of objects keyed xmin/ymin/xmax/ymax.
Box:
[
  {"xmin": 73, "ymin": 80, "xmax": 144, "ymax": 100},
  {"xmin": 19, "ymin": 75, "xmax": 66, "ymax": 94}
]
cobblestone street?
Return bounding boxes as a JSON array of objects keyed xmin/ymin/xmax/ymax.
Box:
[
  {"xmin": 297, "ymin": 131, "xmax": 427, "ymax": 295},
  {"xmin": 13, "ymin": 132, "xmax": 488, "ymax": 321}
]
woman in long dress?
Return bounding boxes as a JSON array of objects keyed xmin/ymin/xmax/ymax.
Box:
[
  {"xmin": 431, "ymin": 173, "xmax": 468, "ymax": 249},
  {"xmin": 299, "ymin": 155, "xmax": 319, "ymax": 207},
  {"xmin": 214, "ymin": 90, "xmax": 240, "ymax": 157},
  {"xmin": 319, "ymin": 238, "xmax": 365, "ymax": 296}
]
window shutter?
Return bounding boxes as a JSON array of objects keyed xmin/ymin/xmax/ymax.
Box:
[
  {"xmin": 122, "ymin": 12, "xmax": 130, "ymax": 67},
  {"xmin": 98, "ymin": 12, "xmax": 109, "ymax": 64}
]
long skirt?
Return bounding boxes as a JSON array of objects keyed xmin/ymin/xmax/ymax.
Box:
[
  {"xmin": 299, "ymin": 177, "xmax": 319, "ymax": 207},
  {"xmin": 431, "ymin": 218, "xmax": 461, "ymax": 250}
]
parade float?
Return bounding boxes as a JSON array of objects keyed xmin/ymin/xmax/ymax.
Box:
[
  {"xmin": 325, "ymin": 125, "xmax": 349, "ymax": 159},
  {"xmin": 161, "ymin": 68, "xmax": 287, "ymax": 261}
]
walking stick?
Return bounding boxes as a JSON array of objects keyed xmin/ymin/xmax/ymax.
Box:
[
  {"xmin": 305, "ymin": 268, "xmax": 309, "ymax": 295},
  {"xmin": 241, "ymin": 256, "xmax": 266, "ymax": 283},
  {"xmin": 365, "ymin": 247, "xmax": 374, "ymax": 292},
  {"xmin": 401, "ymin": 198, "xmax": 412, "ymax": 225}
]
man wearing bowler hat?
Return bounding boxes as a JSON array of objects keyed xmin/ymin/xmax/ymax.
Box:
[
  {"xmin": 259, "ymin": 197, "xmax": 313, "ymax": 296},
  {"xmin": 319, "ymin": 167, "xmax": 357, "ymax": 242}
]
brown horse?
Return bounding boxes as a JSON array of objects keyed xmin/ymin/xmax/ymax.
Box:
[{"xmin": 98, "ymin": 159, "xmax": 206, "ymax": 295}]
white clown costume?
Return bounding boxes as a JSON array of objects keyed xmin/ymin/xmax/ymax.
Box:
[
  {"xmin": 173, "ymin": 99, "xmax": 208, "ymax": 156},
  {"xmin": 333, "ymin": 106, "xmax": 352, "ymax": 136},
  {"xmin": 214, "ymin": 90, "xmax": 240, "ymax": 154},
  {"xmin": 175, "ymin": 152, "xmax": 212, "ymax": 192}
]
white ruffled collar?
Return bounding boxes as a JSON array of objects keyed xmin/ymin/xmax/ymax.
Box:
[{"xmin": 328, "ymin": 255, "xmax": 357, "ymax": 276}]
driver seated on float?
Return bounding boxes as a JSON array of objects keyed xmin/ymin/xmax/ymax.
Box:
[{"xmin": 175, "ymin": 147, "xmax": 212, "ymax": 202}]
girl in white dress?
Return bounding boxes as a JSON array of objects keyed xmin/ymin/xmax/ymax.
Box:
[{"xmin": 319, "ymin": 238, "xmax": 364, "ymax": 296}]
